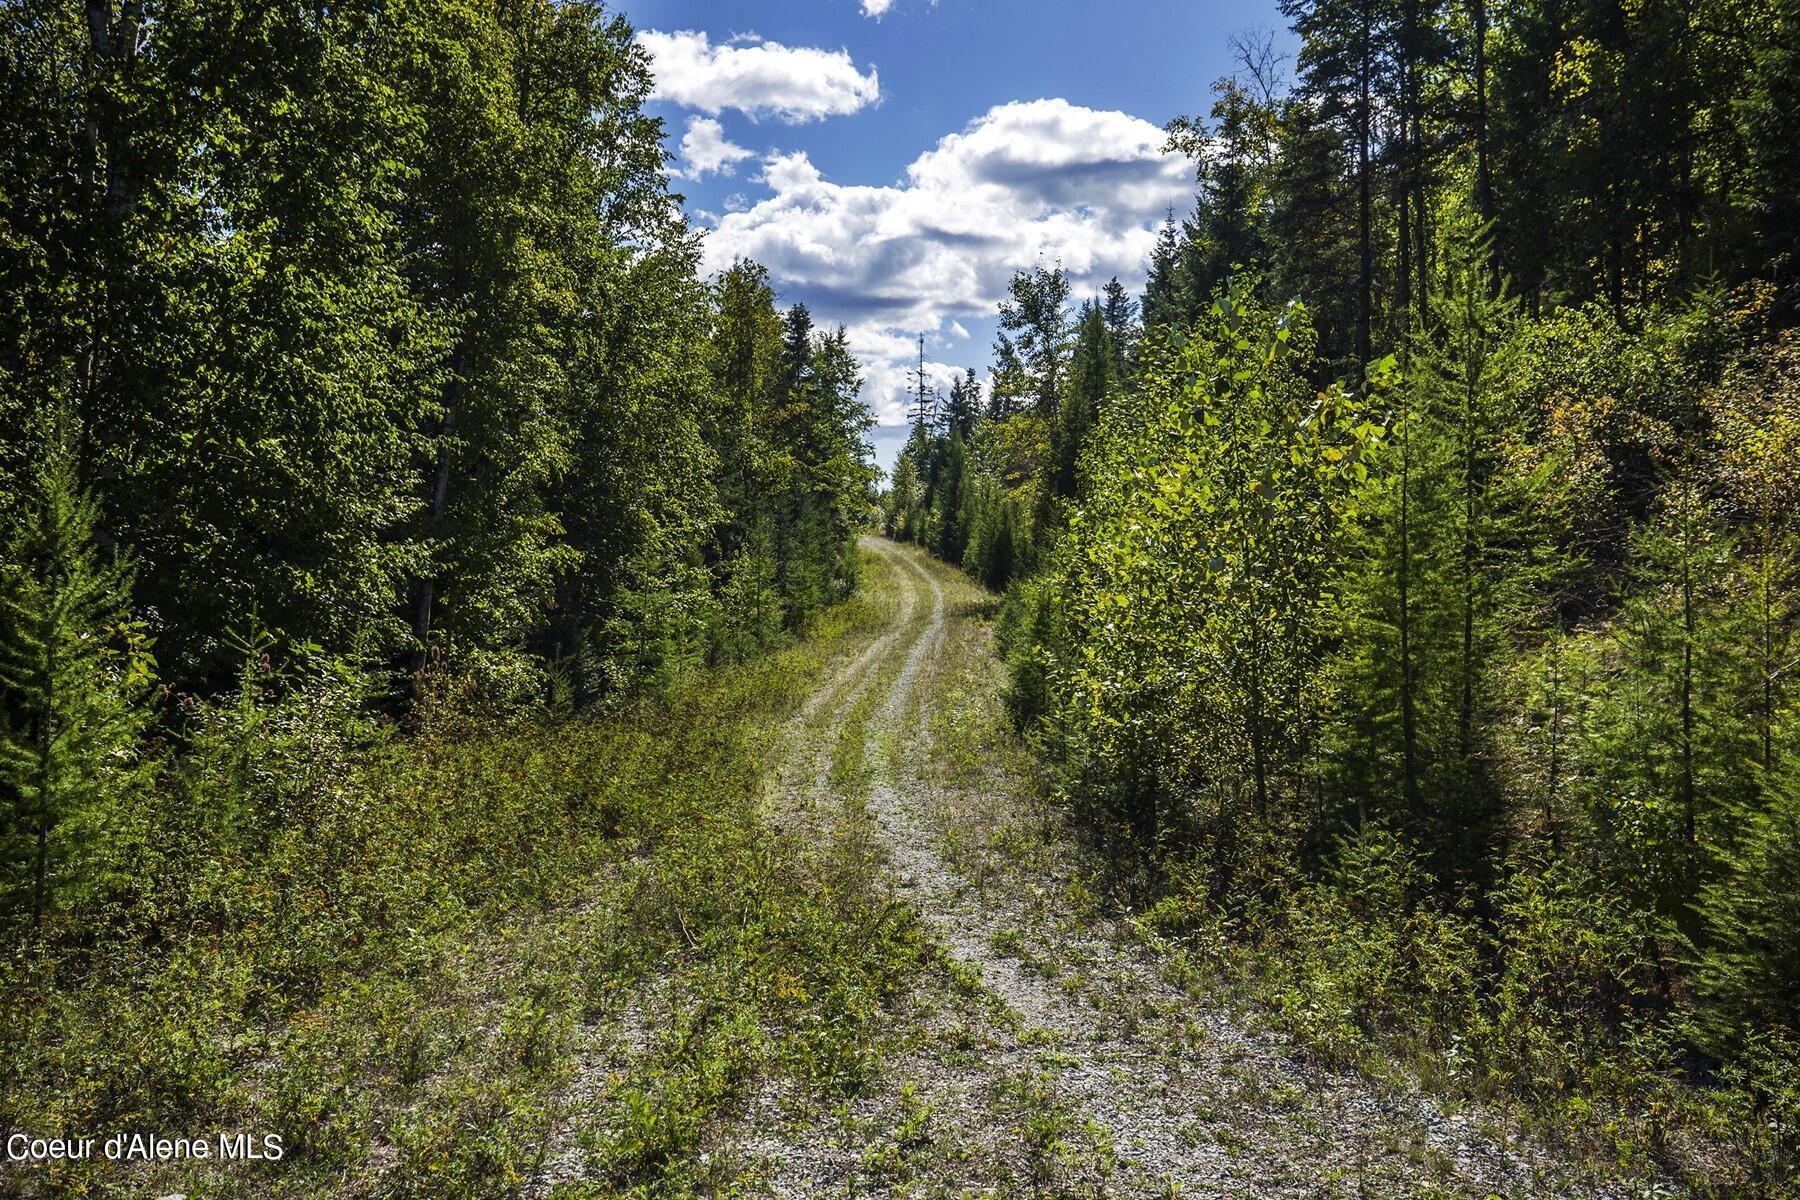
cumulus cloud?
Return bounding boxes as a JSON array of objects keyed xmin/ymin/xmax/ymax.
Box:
[
  {"xmin": 637, "ymin": 30, "xmax": 880, "ymax": 123},
  {"xmin": 700, "ymin": 99, "xmax": 1192, "ymax": 425},
  {"xmin": 676, "ymin": 116, "xmax": 754, "ymax": 179},
  {"xmin": 840, "ymin": 327, "xmax": 978, "ymax": 425}
]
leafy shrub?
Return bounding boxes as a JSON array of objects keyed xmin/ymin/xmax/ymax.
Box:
[
  {"xmin": 1485, "ymin": 851, "xmax": 1652, "ymax": 1099},
  {"xmin": 1267, "ymin": 824, "xmax": 1480, "ymax": 1063}
]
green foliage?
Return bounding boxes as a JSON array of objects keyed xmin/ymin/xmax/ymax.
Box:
[
  {"xmin": 1028, "ymin": 283, "xmax": 1388, "ymax": 859},
  {"xmin": 0, "ymin": 0, "xmax": 871, "ymax": 709},
  {"xmin": 1325, "ymin": 218, "xmax": 1548, "ymax": 885},
  {"xmin": 707, "ymin": 270, "xmax": 874, "ymax": 648},
  {"xmin": 1269, "ymin": 824, "xmax": 1480, "ymax": 1060},
  {"xmin": 0, "ymin": 416, "xmax": 153, "ymax": 930},
  {"xmin": 1057, "ymin": 302, "xmax": 1115, "ymax": 499},
  {"xmin": 998, "ymin": 577, "xmax": 1065, "ymax": 732},
  {"xmin": 990, "ymin": 264, "xmax": 1073, "ymax": 421},
  {"xmin": 1696, "ymin": 763, "xmax": 1800, "ymax": 1039},
  {"xmin": 0, "ymin": 573, "xmax": 920, "ymax": 1196},
  {"xmin": 3, "ymin": 0, "xmax": 1798, "ymax": 1187},
  {"xmin": 1484, "ymin": 853, "xmax": 1652, "ymax": 1097},
  {"xmin": 1001, "ymin": 248, "xmax": 1796, "ymax": 1188}
]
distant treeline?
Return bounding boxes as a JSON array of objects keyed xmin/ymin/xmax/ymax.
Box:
[
  {"xmin": 0, "ymin": 0, "xmax": 872, "ymax": 927},
  {"xmin": 883, "ymin": 0, "xmax": 1798, "ymax": 1188}
]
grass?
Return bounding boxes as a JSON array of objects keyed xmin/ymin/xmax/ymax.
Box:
[
  {"xmin": 998, "ymin": 1071, "xmax": 1117, "ymax": 1198},
  {"xmin": 886, "ymin": 547, "xmax": 1741, "ymax": 1197},
  {"xmin": 0, "ymin": 549, "xmax": 925, "ymax": 1199}
]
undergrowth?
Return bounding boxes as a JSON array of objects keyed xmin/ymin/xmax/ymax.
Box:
[
  {"xmin": 932, "ymin": 551, "xmax": 1796, "ymax": 1198},
  {"xmin": 1132, "ymin": 826, "xmax": 1800, "ymax": 1198},
  {"xmin": 0, "ymin": 549, "xmax": 923, "ymax": 1199}
]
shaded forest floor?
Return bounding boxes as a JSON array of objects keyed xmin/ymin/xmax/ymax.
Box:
[{"xmin": 5, "ymin": 541, "xmax": 1665, "ymax": 1199}]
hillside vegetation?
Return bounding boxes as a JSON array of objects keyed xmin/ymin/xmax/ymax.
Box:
[
  {"xmin": 882, "ymin": 0, "xmax": 1800, "ymax": 1193},
  {"xmin": 2, "ymin": 0, "xmax": 1797, "ymax": 1193}
]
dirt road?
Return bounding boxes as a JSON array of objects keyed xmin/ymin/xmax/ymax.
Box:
[{"xmin": 711, "ymin": 536, "xmax": 1621, "ymax": 1198}]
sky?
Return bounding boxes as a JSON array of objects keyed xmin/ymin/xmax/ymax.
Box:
[{"xmin": 620, "ymin": 0, "xmax": 1296, "ymax": 475}]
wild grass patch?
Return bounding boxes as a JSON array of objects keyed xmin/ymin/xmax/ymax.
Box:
[{"xmin": 0, "ymin": 557, "xmax": 924, "ymax": 1198}]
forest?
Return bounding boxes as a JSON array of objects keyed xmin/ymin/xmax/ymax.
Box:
[
  {"xmin": 0, "ymin": 0, "xmax": 876, "ymax": 912},
  {"xmin": 0, "ymin": 2, "xmax": 888, "ymax": 1191},
  {"xmin": 2, "ymin": 0, "xmax": 1797, "ymax": 1193},
  {"xmin": 882, "ymin": 0, "xmax": 1800, "ymax": 1187}
]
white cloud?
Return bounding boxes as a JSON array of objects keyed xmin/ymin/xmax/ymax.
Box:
[
  {"xmin": 701, "ymin": 99, "xmax": 1192, "ymax": 425},
  {"xmin": 862, "ymin": 0, "xmax": 942, "ymax": 19},
  {"xmin": 843, "ymin": 327, "xmax": 974, "ymax": 426},
  {"xmin": 637, "ymin": 29, "xmax": 880, "ymax": 123},
  {"xmin": 676, "ymin": 116, "xmax": 754, "ymax": 179},
  {"xmin": 948, "ymin": 320, "xmax": 970, "ymax": 340}
]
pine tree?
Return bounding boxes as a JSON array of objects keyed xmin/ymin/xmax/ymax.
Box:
[
  {"xmin": 1143, "ymin": 214, "xmax": 1189, "ymax": 335},
  {"xmin": 1165, "ymin": 74, "xmax": 1281, "ymax": 312},
  {"xmin": 942, "ymin": 372, "xmax": 982, "ymax": 441},
  {"xmin": 1281, "ymin": 0, "xmax": 1396, "ymax": 368},
  {"xmin": 1328, "ymin": 218, "xmax": 1532, "ymax": 885},
  {"xmin": 931, "ymin": 433, "xmax": 971, "ymax": 564},
  {"xmin": 1100, "ymin": 278, "xmax": 1140, "ymax": 374},
  {"xmin": 0, "ymin": 417, "xmax": 152, "ymax": 930},
  {"xmin": 1696, "ymin": 755, "xmax": 1800, "ymax": 1036},
  {"xmin": 1704, "ymin": 333, "xmax": 1800, "ymax": 778},
  {"xmin": 1739, "ymin": 0, "xmax": 1800, "ymax": 303},
  {"xmin": 886, "ymin": 448, "xmax": 922, "ymax": 542},
  {"xmin": 1057, "ymin": 303, "xmax": 1115, "ymax": 499}
]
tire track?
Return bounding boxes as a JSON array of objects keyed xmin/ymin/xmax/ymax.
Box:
[
  {"xmin": 847, "ymin": 540, "xmax": 1621, "ymax": 1198},
  {"xmin": 761, "ymin": 536, "xmax": 928, "ymax": 828},
  {"xmin": 717, "ymin": 538, "xmax": 1625, "ymax": 1198}
]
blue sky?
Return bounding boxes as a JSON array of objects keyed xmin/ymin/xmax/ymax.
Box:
[{"xmin": 620, "ymin": 0, "xmax": 1296, "ymax": 474}]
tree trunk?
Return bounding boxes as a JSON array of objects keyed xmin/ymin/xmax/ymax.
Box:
[
  {"xmin": 1681, "ymin": 548, "xmax": 1696, "ymax": 847},
  {"xmin": 1404, "ymin": 0, "xmax": 1428, "ymax": 324},
  {"xmin": 1398, "ymin": 163, "xmax": 1413, "ymax": 340},
  {"xmin": 1399, "ymin": 385, "xmax": 1419, "ymax": 819},
  {"xmin": 1474, "ymin": 0, "xmax": 1492, "ymax": 227},
  {"xmin": 1413, "ymin": 114, "xmax": 1429, "ymax": 324},
  {"xmin": 1357, "ymin": 0, "xmax": 1373, "ymax": 370},
  {"xmin": 413, "ymin": 349, "xmax": 465, "ymax": 662},
  {"xmin": 1760, "ymin": 516, "xmax": 1775, "ymax": 774},
  {"xmin": 1547, "ymin": 631, "xmax": 1563, "ymax": 852},
  {"xmin": 32, "ymin": 647, "xmax": 54, "ymax": 933},
  {"xmin": 1460, "ymin": 368, "xmax": 1477, "ymax": 770},
  {"xmin": 1250, "ymin": 685, "xmax": 1270, "ymax": 819},
  {"xmin": 85, "ymin": 0, "xmax": 139, "ymax": 224}
]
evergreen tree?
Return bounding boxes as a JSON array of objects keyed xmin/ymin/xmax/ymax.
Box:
[
  {"xmin": 1576, "ymin": 477, "xmax": 1739, "ymax": 917},
  {"xmin": 1267, "ymin": 95, "xmax": 1362, "ymax": 379},
  {"xmin": 0, "ymin": 417, "xmax": 152, "ymax": 929},
  {"xmin": 1056, "ymin": 302, "xmax": 1115, "ymax": 498},
  {"xmin": 1739, "ymin": 0, "xmax": 1800, "ymax": 307},
  {"xmin": 1281, "ymin": 0, "xmax": 1397, "ymax": 367},
  {"xmin": 931, "ymin": 433, "xmax": 971, "ymax": 564},
  {"xmin": 1143, "ymin": 214, "xmax": 1189, "ymax": 335},
  {"xmin": 1696, "ymin": 755, "xmax": 1800, "ymax": 1036},
  {"xmin": 885, "ymin": 436, "xmax": 924, "ymax": 543},
  {"xmin": 1101, "ymin": 278, "xmax": 1141, "ymax": 374},
  {"xmin": 942, "ymin": 371, "xmax": 982, "ymax": 441},
  {"xmin": 709, "ymin": 261, "xmax": 785, "ymax": 562},
  {"xmin": 1165, "ymin": 74, "xmax": 1281, "ymax": 315},
  {"xmin": 1330, "ymin": 220, "xmax": 1533, "ymax": 885}
]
